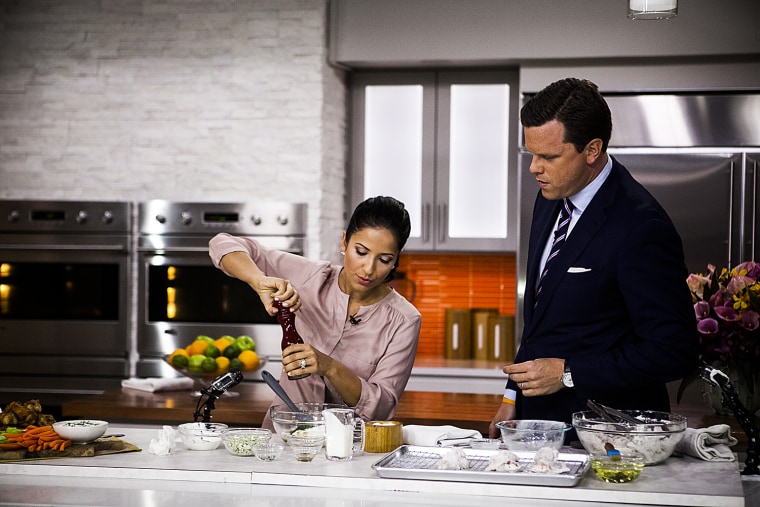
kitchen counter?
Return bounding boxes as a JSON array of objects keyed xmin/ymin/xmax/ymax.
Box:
[
  {"xmin": 0, "ymin": 425, "xmax": 754, "ymax": 507},
  {"xmin": 61, "ymin": 383, "xmax": 503, "ymax": 435}
]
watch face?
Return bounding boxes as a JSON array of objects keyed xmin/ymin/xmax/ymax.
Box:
[{"xmin": 562, "ymin": 372, "xmax": 574, "ymax": 388}]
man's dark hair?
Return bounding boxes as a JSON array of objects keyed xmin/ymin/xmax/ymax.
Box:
[{"xmin": 521, "ymin": 78, "xmax": 612, "ymax": 153}]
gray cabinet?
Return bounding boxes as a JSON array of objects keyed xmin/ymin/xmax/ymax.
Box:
[{"xmin": 350, "ymin": 70, "xmax": 520, "ymax": 252}]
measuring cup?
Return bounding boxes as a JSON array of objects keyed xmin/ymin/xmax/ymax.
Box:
[{"xmin": 322, "ymin": 408, "xmax": 365, "ymax": 461}]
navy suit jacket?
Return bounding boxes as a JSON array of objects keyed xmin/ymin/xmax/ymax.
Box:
[{"xmin": 510, "ymin": 157, "xmax": 699, "ymax": 424}]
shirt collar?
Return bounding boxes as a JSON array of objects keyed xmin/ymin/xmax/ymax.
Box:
[{"xmin": 567, "ymin": 154, "xmax": 613, "ymax": 214}]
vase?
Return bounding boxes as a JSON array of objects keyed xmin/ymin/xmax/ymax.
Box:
[{"xmin": 701, "ymin": 362, "xmax": 760, "ymax": 417}]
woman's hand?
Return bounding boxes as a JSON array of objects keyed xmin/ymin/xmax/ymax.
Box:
[
  {"xmin": 249, "ymin": 276, "xmax": 301, "ymax": 315},
  {"xmin": 282, "ymin": 343, "xmax": 327, "ymax": 378}
]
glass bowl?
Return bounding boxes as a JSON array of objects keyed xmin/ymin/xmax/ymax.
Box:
[
  {"xmin": 177, "ymin": 422, "xmax": 228, "ymax": 451},
  {"xmin": 52, "ymin": 420, "xmax": 109, "ymax": 444},
  {"xmin": 469, "ymin": 438, "xmax": 502, "ymax": 450},
  {"xmin": 269, "ymin": 402, "xmax": 345, "ymax": 442},
  {"xmin": 289, "ymin": 433, "xmax": 326, "ymax": 462},
  {"xmin": 495, "ymin": 420, "xmax": 571, "ymax": 451},
  {"xmin": 221, "ymin": 428, "xmax": 272, "ymax": 456},
  {"xmin": 590, "ymin": 453, "xmax": 646, "ymax": 483},
  {"xmin": 572, "ymin": 410, "xmax": 687, "ymax": 465},
  {"xmin": 253, "ymin": 442, "xmax": 285, "ymax": 462}
]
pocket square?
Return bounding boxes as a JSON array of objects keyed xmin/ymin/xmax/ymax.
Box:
[{"xmin": 567, "ymin": 267, "xmax": 592, "ymax": 273}]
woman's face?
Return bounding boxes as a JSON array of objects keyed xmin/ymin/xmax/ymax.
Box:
[{"xmin": 341, "ymin": 227, "xmax": 399, "ymax": 294}]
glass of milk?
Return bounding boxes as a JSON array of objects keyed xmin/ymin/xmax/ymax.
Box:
[{"xmin": 322, "ymin": 408, "xmax": 364, "ymax": 461}]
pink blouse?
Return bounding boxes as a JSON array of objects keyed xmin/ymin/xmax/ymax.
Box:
[{"xmin": 209, "ymin": 233, "xmax": 421, "ymax": 428}]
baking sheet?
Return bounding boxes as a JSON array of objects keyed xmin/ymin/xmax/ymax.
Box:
[{"xmin": 372, "ymin": 445, "xmax": 589, "ymax": 487}]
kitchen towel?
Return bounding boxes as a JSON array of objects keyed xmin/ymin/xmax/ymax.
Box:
[
  {"xmin": 674, "ymin": 424, "xmax": 738, "ymax": 461},
  {"xmin": 121, "ymin": 377, "xmax": 194, "ymax": 393},
  {"xmin": 402, "ymin": 424, "xmax": 482, "ymax": 447}
]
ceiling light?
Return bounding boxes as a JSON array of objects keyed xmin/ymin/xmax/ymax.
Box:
[{"xmin": 628, "ymin": 0, "xmax": 678, "ymax": 20}]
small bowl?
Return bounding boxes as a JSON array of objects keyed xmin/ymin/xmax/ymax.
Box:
[
  {"xmin": 590, "ymin": 453, "xmax": 646, "ymax": 483},
  {"xmin": 495, "ymin": 420, "xmax": 571, "ymax": 451},
  {"xmin": 177, "ymin": 422, "xmax": 228, "ymax": 451},
  {"xmin": 222, "ymin": 428, "xmax": 272, "ymax": 456},
  {"xmin": 52, "ymin": 420, "xmax": 109, "ymax": 443},
  {"xmin": 270, "ymin": 402, "xmax": 343, "ymax": 442},
  {"xmin": 253, "ymin": 442, "xmax": 285, "ymax": 462},
  {"xmin": 470, "ymin": 438, "xmax": 502, "ymax": 450},
  {"xmin": 289, "ymin": 433, "xmax": 325, "ymax": 462},
  {"xmin": 572, "ymin": 410, "xmax": 687, "ymax": 465}
]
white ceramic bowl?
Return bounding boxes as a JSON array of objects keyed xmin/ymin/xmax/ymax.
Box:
[
  {"xmin": 573, "ymin": 410, "xmax": 687, "ymax": 465},
  {"xmin": 495, "ymin": 420, "xmax": 571, "ymax": 451},
  {"xmin": 52, "ymin": 420, "xmax": 109, "ymax": 443},
  {"xmin": 221, "ymin": 428, "xmax": 272, "ymax": 456},
  {"xmin": 177, "ymin": 422, "xmax": 228, "ymax": 451}
]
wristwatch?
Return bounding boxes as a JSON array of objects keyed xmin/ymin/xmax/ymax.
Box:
[{"xmin": 561, "ymin": 362, "xmax": 574, "ymax": 388}]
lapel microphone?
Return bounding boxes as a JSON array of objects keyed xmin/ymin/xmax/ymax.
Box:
[{"xmin": 349, "ymin": 314, "xmax": 361, "ymax": 325}]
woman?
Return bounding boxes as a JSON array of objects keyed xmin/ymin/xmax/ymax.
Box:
[{"xmin": 208, "ymin": 196, "xmax": 421, "ymax": 429}]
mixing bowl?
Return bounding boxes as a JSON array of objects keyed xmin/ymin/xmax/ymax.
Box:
[
  {"xmin": 177, "ymin": 422, "xmax": 228, "ymax": 451},
  {"xmin": 495, "ymin": 420, "xmax": 571, "ymax": 451},
  {"xmin": 270, "ymin": 402, "xmax": 344, "ymax": 442},
  {"xmin": 572, "ymin": 410, "xmax": 687, "ymax": 465},
  {"xmin": 221, "ymin": 428, "xmax": 272, "ymax": 456}
]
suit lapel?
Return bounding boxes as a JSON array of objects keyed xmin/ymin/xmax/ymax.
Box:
[{"xmin": 522, "ymin": 161, "xmax": 622, "ymax": 340}]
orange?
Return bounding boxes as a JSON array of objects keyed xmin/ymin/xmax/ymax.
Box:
[
  {"xmin": 214, "ymin": 337, "xmax": 232, "ymax": 354},
  {"xmin": 186, "ymin": 339, "xmax": 208, "ymax": 356},
  {"xmin": 238, "ymin": 349, "xmax": 260, "ymax": 371},
  {"xmin": 215, "ymin": 356, "xmax": 230, "ymax": 372}
]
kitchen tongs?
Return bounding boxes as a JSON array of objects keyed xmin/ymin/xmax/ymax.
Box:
[{"xmin": 586, "ymin": 399, "xmax": 644, "ymax": 425}]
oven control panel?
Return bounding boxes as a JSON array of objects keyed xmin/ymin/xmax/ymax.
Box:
[
  {"xmin": 0, "ymin": 200, "xmax": 131, "ymax": 233},
  {"xmin": 138, "ymin": 200, "xmax": 307, "ymax": 236}
]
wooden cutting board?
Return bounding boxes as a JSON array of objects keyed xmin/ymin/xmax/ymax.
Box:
[{"xmin": 0, "ymin": 436, "xmax": 140, "ymax": 462}]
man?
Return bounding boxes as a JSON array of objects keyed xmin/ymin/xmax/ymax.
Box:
[{"xmin": 489, "ymin": 78, "xmax": 698, "ymax": 439}]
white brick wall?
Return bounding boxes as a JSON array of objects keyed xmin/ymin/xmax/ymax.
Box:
[{"xmin": 0, "ymin": 0, "xmax": 346, "ymax": 260}]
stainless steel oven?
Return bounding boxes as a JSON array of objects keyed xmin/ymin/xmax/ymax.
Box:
[
  {"xmin": 136, "ymin": 200, "xmax": 306, "ymax": 378},
  {"xmin": 0, "ymin": 200, "xmax": 131, "ymax": 404}
]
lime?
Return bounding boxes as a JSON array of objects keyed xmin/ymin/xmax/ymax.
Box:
[
  {"xmin": 171, "ymin": 354, "xmax": 189, "ymax": 369},
  {"xmin": 229, "ymin": 357, "xmax": 244, "ymax": 370},
  {"xmin": 188, "ymin": 354, "xmax": 207, "ymax": 373},
  {"xmin": 201, "ymin": 356, "xmax": 217, "ymax": 373},
  {"xmin": 204, "ymin": 344, "xmax": 220, "ymax": 358},
  {"xmin": 222, "ymin": 342, "xmax": 241, "ymax": 359}
]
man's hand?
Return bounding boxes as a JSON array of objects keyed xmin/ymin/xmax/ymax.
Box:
[
  {"xmin": 489, "ymin": 401, "xmax": 515, "ymax": 438},
  {"xmin": 503, "ymin": 358, "xmax": 565, "ymax": 396}
]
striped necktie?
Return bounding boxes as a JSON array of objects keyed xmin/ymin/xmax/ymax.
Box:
[{"xmin": 535, "ymin": 198, "xmax": 575, "ymax": 304}]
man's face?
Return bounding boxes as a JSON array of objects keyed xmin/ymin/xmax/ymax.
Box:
[{"xmin": 524, "ymin": 120, "xmax": 598, "ymax": 201}]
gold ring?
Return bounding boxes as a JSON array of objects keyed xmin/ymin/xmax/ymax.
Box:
[{"xmin": 300, "ymin": 358, "xmax": 307, "ymax": 369}]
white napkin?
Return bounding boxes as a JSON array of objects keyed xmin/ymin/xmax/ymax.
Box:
[
  {"xmin": 148, "ymin": 425, "xmax": 177, "ymax": 456},
  {"xmin": 121, "ymin": 377, "xmax": 194, "ymax": 393},
  {"xmin": 674, "ymin": 424, "xmax": 738, "ymax": 461},
  {"xmin": 402, "ymin": 424, "xmax": 482, "ymax": 447}
]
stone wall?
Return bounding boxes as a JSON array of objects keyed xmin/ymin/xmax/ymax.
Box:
[{"xmin": 0, "ymin": 0, "xmax": 346, "ymax": 260}]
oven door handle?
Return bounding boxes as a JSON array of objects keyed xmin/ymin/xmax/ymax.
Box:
[
  {"xmin": 1, "ymin": 244, "xmax": 128, "ymax": 252},
  {"xmin": 138, "ymin": 246, "xmax": 211, "ymax": 253}
]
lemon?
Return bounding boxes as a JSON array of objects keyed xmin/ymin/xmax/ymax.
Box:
[
  {"xmin": 215, "ymin": 356, "xmax": 230, "ymax": 372},
  {"xmin": 187, "ymin": 339, "xmax": 208, "ymax": 356},
  {"xmin": 238, "ymin": 350, "xmax": 260, "ymax": 371}
]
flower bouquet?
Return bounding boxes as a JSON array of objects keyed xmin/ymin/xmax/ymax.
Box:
[{"xmin": 680, "ymin": 261, "xmax": 760, "ymax": 414}]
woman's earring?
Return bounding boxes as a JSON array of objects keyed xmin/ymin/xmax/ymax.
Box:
[{"xmin": 340, "ymin": 251, "xmax": 345, "ymax": 256}]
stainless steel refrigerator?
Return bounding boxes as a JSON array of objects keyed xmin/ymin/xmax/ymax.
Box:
[{"xmin": 515, "ymin": 93, "xmax": 760, "ymax": 332}]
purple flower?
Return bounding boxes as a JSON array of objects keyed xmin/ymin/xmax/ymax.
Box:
[
  {"xmin": 694, "ymin": 301, "xmax": 711, "ymax": 320},
  {"xmin": 696, "ymin": 318, "xmax": 719, "ymax": 335},
  {"xmin": 714, "ymin": 305, "xmax": 739, "ymax": 322},
  {"xmin": 741, "ymin": 310, "xmax": 760, "ymax": 331}
]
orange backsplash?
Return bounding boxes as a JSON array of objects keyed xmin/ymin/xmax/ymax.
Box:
[{"xmin": 395, "ymin": 253, "xmax": 517, "ymax": 358}]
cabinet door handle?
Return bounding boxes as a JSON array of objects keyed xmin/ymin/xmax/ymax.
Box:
[
  {"xmin": 438, "ymin": 203, "xmax": 447, "ymax": 244},
  {"xmin": 728, "ymin": 159, "xmax": 735, "ymax": 267},
  {"xmin": 422, "ymin": 203, "xmax": 431, "ymax": 243},
  {"xmin": 751, "ymin": 157, "xmax": 757, "ymax": 258}
]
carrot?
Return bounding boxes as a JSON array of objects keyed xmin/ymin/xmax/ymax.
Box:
[
  {"xmin": 0, "ymin": 443, "xmax": 23, "ymax": 450},
  {"xmin": 24, "ymin": 425, "xmax": 52, "ymax": 436},
  {"xmin": 59, "ymin": 439, "xmax": 71, "ymax": 450}
]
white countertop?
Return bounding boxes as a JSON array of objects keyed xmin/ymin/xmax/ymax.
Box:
[{"xmin": 0, "ymin": 425, "xmax": 754, "ymax": 507}]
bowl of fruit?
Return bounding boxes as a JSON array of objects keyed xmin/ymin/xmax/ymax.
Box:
[{"xmin": 166, "ymin": 334, "xmax": 266, "ymax": 380}]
